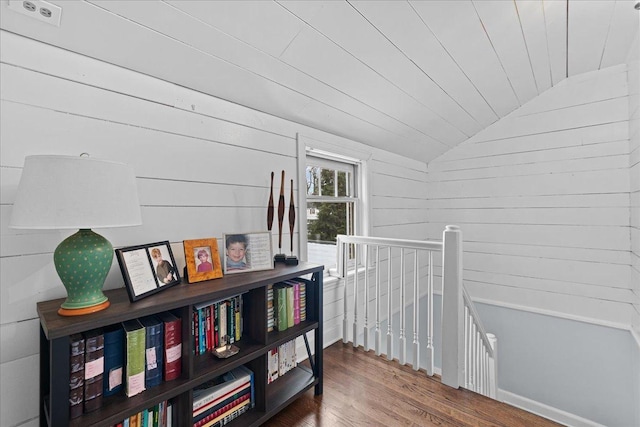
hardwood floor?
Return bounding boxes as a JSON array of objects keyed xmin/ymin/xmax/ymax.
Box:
[{"xmin": 263, "ymin": 341, "xmax": 565, "ymax": 427}]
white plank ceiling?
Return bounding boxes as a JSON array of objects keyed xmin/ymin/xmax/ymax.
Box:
[{"xmin": 1, "ymin": 0, "xmax": 638, "ymax": 163}]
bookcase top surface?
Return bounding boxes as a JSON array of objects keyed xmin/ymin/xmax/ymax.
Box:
[{"xmin": 38, "ymin": 262, "xmax": 323, "ymax": 340}]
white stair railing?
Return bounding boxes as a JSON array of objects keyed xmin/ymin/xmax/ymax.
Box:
[{"xmin": 337, "ymin": 226, "xmax": 498, "ymax": 399}]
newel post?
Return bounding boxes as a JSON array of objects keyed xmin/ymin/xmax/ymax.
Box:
[{"xmin": 441, "ymin": 225, "xmax": 464, "ymax": 389}]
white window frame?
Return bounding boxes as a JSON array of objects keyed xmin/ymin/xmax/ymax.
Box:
[{"xmin": 296, "ymin": 134, "xmax": 369, "ymax": 275}]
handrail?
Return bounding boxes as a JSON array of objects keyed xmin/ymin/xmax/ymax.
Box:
[{"xmin": 463, "ymin": 288, "xmax": 495, "ymax": 357}]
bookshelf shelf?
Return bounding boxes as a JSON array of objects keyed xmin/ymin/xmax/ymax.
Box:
[{"xmin": 38, "ymin": 262, "xmax": 323, "ymax": 427}]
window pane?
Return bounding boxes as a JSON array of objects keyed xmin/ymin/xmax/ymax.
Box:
[
  {"xmin": 307, "ymin": 201, "xmax": 354, "ymax": 268},
  {"xmin": 306, "ymin": 166, "xmax": 320, "ymax": 196}
]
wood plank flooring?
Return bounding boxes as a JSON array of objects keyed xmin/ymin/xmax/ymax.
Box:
[{"xmin": 262, "ymin": 341, "xmax": 565, "ymax": 427}]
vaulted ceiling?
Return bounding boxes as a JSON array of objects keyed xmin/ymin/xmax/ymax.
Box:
[{"xmin": 1, "ymin": 0, "xmax": 638, "ymax": 163}]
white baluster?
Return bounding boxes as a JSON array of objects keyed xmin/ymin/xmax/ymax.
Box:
[
  {"xmin": 464, "ymin": 306, "xmax": 470, "ymax": 389},
  {"xmin": 426, "ymin": 251, "xmax": 434, "ymax": 376},
  {"xmin": 387, "ymin": 247, "xmax": 393, "ymax": 361},
  {"xmin": 363, "ymin": 244, "xmax": 369, "ymax": 352},
  {"xmin": 341, "ymin": 240, "xmax": 349, "ymax": 344},
  {"xmin": 399, "ymin": 249, "xmax": 406, "ymax": 366},
  {"xmin": 375, "ymin": 246, "xmax": 381, "ymax": 356},
  {"xmin": 488, "ymin": 333, "xmax": 498, "ymax": 399},
  {"xmin": 353, "ymin": 247, "xmax": 359, "ymax": 348},
  {"xmin": 412, "ymin": 250, "xmax": 420, "ymax": 371}
]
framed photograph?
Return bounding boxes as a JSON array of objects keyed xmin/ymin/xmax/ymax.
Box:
[
  {"xmin": 115, "ymin": 241, "xmax": 181, "ymax": 302},
  {"xmin": 223, "ymin": 232, "xmax": 274, "ymax": 275},
  {"xmin": 183, "ymin": 238, "xmax": 223, "ymax": 283}
]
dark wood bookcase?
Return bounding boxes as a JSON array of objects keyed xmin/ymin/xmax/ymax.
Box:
[{"xmin": 37, "ymin": 262, "xmax": 323, "ymax": 427}]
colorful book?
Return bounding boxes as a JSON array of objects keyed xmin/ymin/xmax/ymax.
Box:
[
  {"xmin": 123, "ymin": 319, "xmax": 146, "ymax": 397},
  {"xmin": 267, "ymin": 347, "xmax": 279, "ymax": 384},
  {"xmin": 266, "ymin": 284, "xmax": 274, "ymax": 332},
  {"xmin": 140, "ymin": 315, "xmax": 164, "ymax": 389},
  {"xmin": 235, "ymin": 295, "xmax": 242, "ymax": 342},
  {"xmin": 286, "ymin": 285, "xmax": 295, "ymax": 328},
  {"xmin": 69, "ymin": 333, "xmax": 85, "ymax": 419},
  {"xmin": 156, "ymin": 311, "xmax": 182, "ymax": 381},
  {"xmin": 274, "ymin": 284, "xmax": 288, "ymax": 332},
  {"xmin": 299, "ymin": 281, "xmax": 307, "ymax": 322},
  {"xmin": 83, "ymin": 328, "xmax": 104, "ymax": 413},
  {"xmin": 218, "ymin": 301, "xmax": 227, "ymax": 346},
  {"xmin": 103, "ymin": 324, "xmax": 124, "ymax": 397}
]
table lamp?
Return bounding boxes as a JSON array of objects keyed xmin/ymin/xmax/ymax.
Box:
[{"xmin": 10, "ymin": 154, "xmax": 142, "ymax": 316}]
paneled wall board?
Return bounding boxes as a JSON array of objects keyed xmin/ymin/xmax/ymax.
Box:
[{"xmin": 431, "ymin": 121, "xmax": 628, "ymax": 165}]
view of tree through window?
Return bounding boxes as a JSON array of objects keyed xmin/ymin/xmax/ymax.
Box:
[{"xmin": 306, "ymin": 157, "xmax": 357, "ymax": 269}]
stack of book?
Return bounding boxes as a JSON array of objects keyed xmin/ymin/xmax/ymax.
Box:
[
  {"xmin": 192, "ymin": 294, "xmax": 243, "ymax": 355},
  {"xmin": 192, "ymin": 365, "xmax": 254, "ymax": 427},
  {"xmin": 272, "ymin": 280, "xmax": 307, "ymax": 332},
  {"xmin": 112, "ymin": 399, "xmax": 174, "ymax": 427},
  {"xmin": 267, "ymin": 339, "xmax": 297, "ymax": 384}
]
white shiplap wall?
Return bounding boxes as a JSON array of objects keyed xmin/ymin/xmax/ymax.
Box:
[
  {"xmin": 0, "ymin": 31, "xmax": 428, "ymax": 427},
  {"xmin": 427, "ymin": 64, "xmax": 635, "ymax": 330}
]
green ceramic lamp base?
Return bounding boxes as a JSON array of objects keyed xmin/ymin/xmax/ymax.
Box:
[{"xmin": 54, "ymin": 229, "xmax": 113, "ymax": 316}]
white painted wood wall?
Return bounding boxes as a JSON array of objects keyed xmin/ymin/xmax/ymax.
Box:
[
  {"xmin": 0, "ymin": 31, "xmax": 428, "ymax": 427},
  {"xmin": 427, "ymin": 62, "xmax": 638, "ymax": 332}
]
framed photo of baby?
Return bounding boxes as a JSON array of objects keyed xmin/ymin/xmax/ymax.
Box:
[{"xmin": 183, "ymin": 238, "xmax": 223, "ymax": 283}]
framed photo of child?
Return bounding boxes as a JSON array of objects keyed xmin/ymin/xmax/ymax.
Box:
[
  {"xmin": 115, "ymin": 241, "xmax": 181, "ymax": 302},
  {"xmin": 183, "ymin": 238, "xmax": 223, "ymax": 283},
  {"xmin": 223, "ymin": 232, "xmax": 273, "ymax": 275}
]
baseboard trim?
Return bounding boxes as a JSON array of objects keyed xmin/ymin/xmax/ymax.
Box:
[{"xmin": 499, "ymin": 389, "xmax": 606, "ymax": 427}]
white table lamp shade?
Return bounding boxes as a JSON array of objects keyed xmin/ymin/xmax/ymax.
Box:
[
  {"xmin": 10, "ymin": 155, "xmax": 142, "ymax": 316},
  {"xmin": 10, "ymin": 155, "xmax": 142, "ymax": 229}
]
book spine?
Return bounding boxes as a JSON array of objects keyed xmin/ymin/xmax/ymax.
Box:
[
  {"xmin": 276, "ymin": 286, "xmax": 287, "ymax": 332},
  {"xmin": 69, "ymin": 333, "xmax": 85, "ymax": 419},
  {"xmin": 293, "ymin": 282, "xmax": 301, "ymax": 325},
  {"xmin": 161, "ymin": 313, "xmax": 182, "ymax": 381},
  {"xmin": 235, "ymin": 295, "xmax": 241, "ymax": 341},
  {"xmin": 286, "ymin": 285, "xmax": 295, "ymax": 328},
  {"xmin": 83, "ymin": 328, "xmax": 104, "ymax": 413},
  {"xmin": 227, "ymin": 299, "xmax": 235, "ymax": 344},
  {"xmin": 123, "ymin": 319, "xmax": 146, "ymax": 397},
  {"xmin": 213, "ymin": 302, "xmax": 219, "ymax": 348},
  {"xmin": 142, "ymin": 317, "xmax": 164, "ymax": 389},
  {"xmin": 300, "ymin": 281, "xmax": 307, "ymax": 322},
  {"xmin": 192, "ymin": 309, "xmax": 199, "ymax": 355},
  {"xmin": 219, "ymin": 302, "xmax": 227, "ymax": 346},
  {"xmin": 103, "ymin": 325, "xmax": 124, "ymax": 397},
  {"xmin": 267, "ymin": 284, "xmax": 274, "ymax": 332}
]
